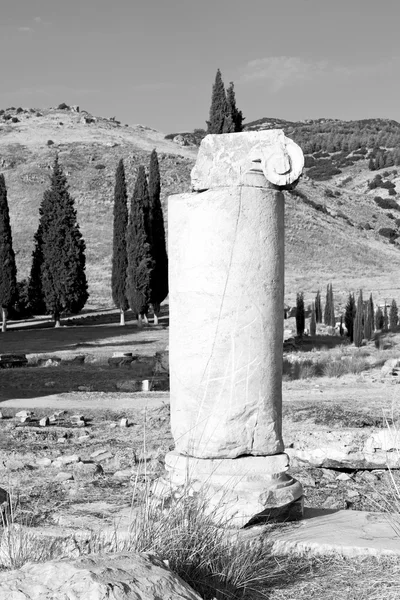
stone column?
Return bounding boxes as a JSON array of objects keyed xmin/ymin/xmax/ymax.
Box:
[{"xmin": 159, "ymin": 131, "xmax": 304, "ymax": 527}]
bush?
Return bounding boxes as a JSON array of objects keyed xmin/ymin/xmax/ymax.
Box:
[
  {"xmin": 47, "ymin": 140, "xmax": 54, "ymax": 146},
  {"xmin": 57, "ymin": 103, "xmax": 70, "ymax": 110},
  {"xmin": 373, "ymin": 196, "xmax": 400, "ymax": 211},
  {"xmin": 378, "ymin": 227, "xmax": 399, "ymax": 240},
  {"xmin": 16, "ymin": 107, "xmax": 23, "ymax": 114},
  {"xmin": 389, "ymin": 188, "xmax": 397, "ymax": 196},
  {"xmin": 11, "ymin": 117, "xmax": 19, "ymax": 123},
  {"xmin": 94, "ymin": 164, "xmax": 106, "ymax": 170}
]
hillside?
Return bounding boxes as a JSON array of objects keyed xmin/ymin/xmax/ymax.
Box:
[
  {"xmin": 2, "ymin": 105, "xmax": 400, "ymax": 312},
  {"xmin": 0, "ymin": 105, "xmax": 196, "ymax": 307}
]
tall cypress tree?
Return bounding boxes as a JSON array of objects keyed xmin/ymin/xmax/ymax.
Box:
[
  {"xmin": 363, "ymin": 300, "xmax": 373, "ymax": 340},
  {"xmin": 324, "ymin": 284, "xmax": 335, "ymax": 326},
  {"xmin": 354, "ymin": 290, "xmax": 364, "ymax": 347},
  {"xmin": 344, "ymin": 293, "xmax": 355, "ymax": 342},
  {"xmin": 225, "ymin": 82, "xmax": 244, "ymax": 132},
  {"xmin": 375, "ymin": 305, "xmax": 384, "ymax": 330},
  {"xmin": 389, "ymin": 299, "xmax": 398, "ymax": 332},
  {"xmin": 369, "ymin": 294, "xmax": 374, "ymax": 334},
  {"xmin": 27, "ymin": 222, "xmax": 47, "ymax": 315},
  {"xmin": 148, "ymin": 149, "xmax": 168, "ymax": 324},
  {"xmin": 206, "ymin": 69, "xmax": 228, "ymax": 134},
  {"xmin": 40, "ymin": 157, "xmax": 88, "ymax": 327},
  {"xmin": 295, "ymin": 292, "xmax": 305, "ymax": 337},
  {"xmin": 383, "ymin": 303, "xmax": 389, "ymax": 332},
  {"xmin": 111, "ymin": 159, "xmax": 129, "ymax": 325},
  {"xmin": 309, "ymin": 302, "xmax": 316, "ymax": 336},
  {"xmin": 315, "ymin": 290, "xmax": 322, "ymax": 323},
  {"xmin": 0, "ymin": 174, "xmax": 17, "ymax": 332},
  {"xmin": 126, "ymin": 166, "xmax": 153, "ymax": 326}
]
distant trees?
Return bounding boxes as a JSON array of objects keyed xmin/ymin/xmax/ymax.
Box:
[
  {"xmin": 0, "ymin": 174, "xmax": 17, "ymax": 332},
  {"xmin": 324, "ymin": 284, "xmax": 335, "ymax": 327},
  {"xmin": 389, "ymin": 299, "xmax": 398, "ymax": 332},
  {"xmin": 309, "ymin": 303, "xmax": 316, "ymax": 336},
  {"xmin": 39, "ymin": 157, "xmax": 88, "ymax": 326},
  {"xmin": 126, "ymin": 166, "xmax": 153, "ymax": 326},
  {"xmin": 344, "ymin": 293, "xmax": 356, "ymax": 343},
  {"xmin": 148, "ymin": 149, "xmax": 168, "ymax": 324},
  {"xmin": 207, "ymin": 69, "xmax": 244, "ymax": 134},
  {"xmin": 111, "ymin": 159, "xmax": 129, "ymax": 325},
  {"xmin": 315, "ymin": 290, "xmax": 322, "ymax": 323},
  {"xmin": 295, "ymin": 292, "xmax": 305, "ymax": 337},
  {"xmin": 353, "ymin": 291, "xmax": 364, "ymax": 347}
]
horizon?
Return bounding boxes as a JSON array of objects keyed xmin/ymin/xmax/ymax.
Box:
[{"xmin": 2, "ymin": 0, "xmax": 400, "ymax": 133}]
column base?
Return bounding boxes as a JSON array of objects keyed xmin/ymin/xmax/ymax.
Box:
[{"xmin": 152, "ymin": 451, "xmax": 303, "ymax": 528}]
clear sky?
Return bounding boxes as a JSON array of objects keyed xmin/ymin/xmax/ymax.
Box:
[{"xmin": 1, "ymin": 0, "xmax": 400, "ymax": 133}]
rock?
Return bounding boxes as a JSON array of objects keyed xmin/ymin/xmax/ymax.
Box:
[
  {"xmin": 381, "ymin": 357, "xmax": 400, "ymax": 376},
  {"xmin": 90, "ymin": 449, "xmax": 113, "ymax": 462},
  {"xmin": 44, "ymin": 381, "xmax": 56, "ymax": 388},
  {"xmin": 55, "ymin": 472, "xmax": 74, "ymax": 482},
  {"xmin": 76, "ymin": 434, "xmax": 90, "ymax": 442},
  {"xmin": 62, "ymin": 354, "xmax": 85, "ymax": 365},
  {"xmin": 39, "ymin": 416, "xmax": 49, "ymax": 427},
  {"xmin": 37, "ymin": 356, "xmax": 62, "ymax": 367},
  {"xmin": 20, "ymin": 416, "xmax": 31, "ymax": 424},
  {"xmin": 57, "ymin": 437, "xmax": 67, "ymax": 444},
  {"xmin": 77, "ymin": 385, "xmax": 92, "ymax": 392},
  {"xmin": 109, "ymin": 422, "xmax": 117, "ymax": 429},
  {"xmin": 0, "ymin": 486, "xmax": 10, "ymax": 515},
  {"xmin": 36, "ymin": 457, "xmax": 52, "ymax": 467},
  {"xmin": 113, "ymin": 469, "xmax": 133, "ymax": 479},
  {"xmin": 120, "ymin": 418, "xmax": 129, "ymax": 428},
  {"xmin": 53, "ymin": 455, "xmax": 80, "ymax": 466},
  {"xmin": 108, "ymin": 355, "xmax": 134, "ymax": 367},
  {"xmin": 0, "ymin": 551, "xmax": 202, "ymax": 599},
  {"xmin": 336, "ymin": 472, "xmax": 352, "ymax": 481},
  {"xmin": 15, "ymin": 410, "xmax": 33, "ymax": 419},
  {"xmin": 49, "ymin": 410, "xmax": 67, "ymax": 422},
  {"xmin": 153, "ymin": 349, "xmax": 169, "ymax": 375},
  {"xmin": 73, "ymin": 462, "xmax": 103, "ymax": 480},
  {"xmin": 70, "ymin": 414, "xmax": 85, "ymax": 426},
  {"xmin": 0, "ymin": 411, "xmax": 3, "ymax": 419},
  {"xmin": 173, "ymin": 134, "xmax": 189, "ymax": 146}
]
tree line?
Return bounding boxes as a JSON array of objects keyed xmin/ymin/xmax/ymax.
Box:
[
  {"xmin": 0, "ymin": 149, "xmax": 167, "ymax": 330},
  {"xmin": 295, "ymin": 284, "xmax": 399, "ymax": 347}
]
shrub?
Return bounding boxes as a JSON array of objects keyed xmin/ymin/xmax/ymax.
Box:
[
  {"xmin": 389, "ymin": 188, "xmax": 397, "ymax": 196},
  {"xmin": 322, "ymin": 360, "xmax": 347, "ymax": 378},
  {"xmin": 95, "ymin": 164, "xmax": 106, "ymax": 170},
  {"xmin": 0, "ymin": 110, "xmax": 4, "ymax": 116},
  {"xmin": 374, "ymin": 196, "xmax": 400, "ymax": 210},
  {"xmin": 16, "ymin": 107, "xmax": 23, "ymax": 114},
  {"xmin": 11, "ymin": 117, "xmax": 19, "ymax": 123},
  {"xmin": 57, "ymin": 102, "xmax": 70, "ymax": 110},
  {"xmin": 378, "ymin": 227, "xmax": 399, "ymax": 240},
  {"xmin": 47, "ymin": 140, "xmax": 54, "ymax": 146}
]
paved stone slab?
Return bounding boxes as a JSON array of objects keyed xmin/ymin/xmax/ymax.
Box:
[{"xmin": 269, "ymin": 508, "xmax": 400, "ymax": 556}]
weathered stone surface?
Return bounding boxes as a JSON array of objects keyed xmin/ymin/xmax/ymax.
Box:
[
  {"xmin": 120, "ymin": 417, "xmax": 129, "ymax": 428},
  {"xmin": 37, "ymin": 356, "xmax": 62, "ymax": 367},
  {"xmin": 15, "ymin": 410, "xmax": 33, "ymax": 419},
  {"xmin": 90, "ymin": 449, "xmax": 113, "ymax": 462},
  {"xmin": 55, "ymin": 472, "xmax": 74, "ymax": 482},
  {"xmin": 153, "ymin": 451, "xmax": 303, "ymax": 528},
  {"xmin": 191, "ymin": 131, "xmax": 304, "ymax": 190},
  {"xmin": 0, "ymin": 551, "xmax": 202, "ymax": 599},
  {"xmin": 53, "ymin": 454, "xmax": 80, "ymax": 467},
  {"xmin": 113, "ymin": 469, "xmax": 133, "ymax": 479},
  {"xmin": 169, "ymin": 184, "xmax": 285, "ymax": 458},
  {"xmin": 36, "ymin": 457, "xmax": 52, "ymax": 467},
  {"xmin": 39, "ymin": 416, "xmax": 49, "ymax": 427},
  {"xmin": 72, "ymin": 461, "xmax": 103, "ymax": 480}
]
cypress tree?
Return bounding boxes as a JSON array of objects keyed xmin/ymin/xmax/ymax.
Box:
[
  {"xmin": 206, "ymin": 69, "xmax": 228, "ymax": 134},
  {"xmin": 369, "ymin": 294, "xmax": 374, "ymax": 334},
  {"xmin": 315, "ymin": 290, "xmax": 322, "ymax": 323},
  {"xmin": 389, "ymin": 299, "xmax": 398, "ymax": 332},
  {"xmin": 27, "ymin": 222, "xmax": 47, "ymax": 315},
  {"xmin": 295, "ymin": 292, "xmax": 305, "ymax": 337},
  {"xmin": 375, "ymin": 306, "xmax": 384, "ymax": 330},
  {"xmin": 329, "ymin": 284, "xmax": 335, "ymax": 327},
  {"xmin": 354, "ymin": 290, "xmax": 364, "ymax": 347},
  {"xmin": 148, "ymin": 149, "xmax": 168, "ymax": 324},
  {"xmin": 40, "ymin": 157, "xmax": 88, "ymax": 327},
  {"xmin": 225, "ymin": 82, "xmax": 244, "ymax": 133},
  {"xmin": 383, "ymin": 303, "xmax": 389, "ymax": 332},
  {"xmin": 344, "ymin": 293, "xmax": 355, "ymax": 342},
  {"xmin": 111, "ymin": 159, "xmax": 129, "ymax": 325},
  {"xmin": 309, "ymin": 302, "xmax": 316, "ymax": 336},
  {"xmin": 126, "ymin": 166, "xmax": 153, "ymax": 326},
  {"xmin": 324, "ymin": 284, "xmax": 330, "ymax": 326},
  {"xmin": 0, "ymin": 174, "xmax": 17, "ymax": 332},
  {"xmin": 363, "ymin": 300, "xmax": 373, "ymax": 340}
]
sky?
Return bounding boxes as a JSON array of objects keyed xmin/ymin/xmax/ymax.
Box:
[{"xmin": 1, "ymin": 0, "xmax": 400, "ymax": 133}]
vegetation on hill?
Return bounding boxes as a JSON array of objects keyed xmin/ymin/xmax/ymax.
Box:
[{"xmin": 206, "ymin": 69, "xmax": 244, "ymax": 134}]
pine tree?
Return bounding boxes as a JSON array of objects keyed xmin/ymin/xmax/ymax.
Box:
[
  {"xmin": 315, "ymin": 290, "xmax": 322, "ymax": 323},
  {"xmin": 0, "ymin": 174, "xmax": 17, "ymax": 332},
  {"xmin": 389, "ymin": 299, "xmax": 398, "ymax": 332},
  {"xmin": 111, "ymin": 159, "xmax": 129, "ymax": 325},
  {"xmin": 206, "ymin": 69, "xmax": 228, "ymax": 134},
  {"xmin": 40, "ymin": 157, "xmax": 88, "ymax": 326},
  {"xmin": 344, "ymin": 293, "xmax": 356, "ymax": 342},
  {"xmin": 375, "ymin": 306, "xmax": 384, "ymax": 330},
  {"xmin": 354, "ymin": 290, "xmax": 364, "ymax": 347},
  {"xmin": 148, "ymin": 149, "xmax": 168, "ymax": 324},
  {"xmin": 295, "ymin": 292, "xmax": 305, "ymax": 337},
  {"xmin": 309, "ymin": 302, "xmax": 316, "ymax": 336},
  {"xmin": 225, "ymin": 82, "xmax": 244, "ymax": 133},
  {"xmin": 126, "ymin": 166, "xmax": 153, "ymax": 325},
  {"xmin": 27, "ymin": 222, "xmax": 47, "ymax": 315}
]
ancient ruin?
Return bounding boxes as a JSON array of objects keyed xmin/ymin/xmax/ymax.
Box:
[{"xmin": 157, "ymin": 131, "xmax": 305, "ymax": 526}]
